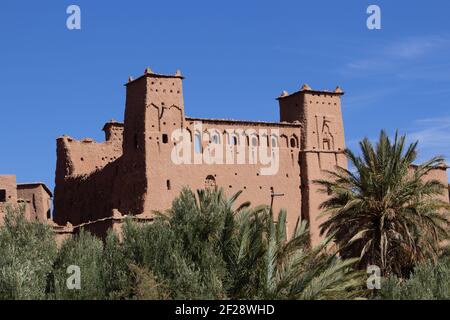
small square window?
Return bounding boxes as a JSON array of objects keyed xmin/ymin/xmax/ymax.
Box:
[
  {"xmin": 0, "ymin": 189, "xmax": 6, "ymax": 202},
  {"xmin": 162, "ymin": 134, "xmax": 169, "ymax": 144}
]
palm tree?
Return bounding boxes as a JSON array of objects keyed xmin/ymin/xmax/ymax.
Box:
[
  {"xmin": 316, "ymin": 130, "xmax": 450, "ymax": 277},
  {"xmin": 145, "ymin": 187, "xmax": 365, "ymax": 299},
  {"xmin": 220, "ymin": 194, "xmax": 365, "ymax": 299}
]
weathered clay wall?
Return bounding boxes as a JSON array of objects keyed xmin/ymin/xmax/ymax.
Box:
[
  {"xmin": 0, "ymin": 176, "xmax": 51, "ymax": 225},
  {"xmin": 54, "ymin": 69, "xmax": 450, "ymax": 247},
  {"xmin": 0, "ymin": 175, "xmax": 18, "ymax": 223},
  {"xmin": 54, "ymin": 121, "xmax": 126, "ymax": 225},
  {"xmin": 103, "ymin": 121, "xmax": 124, "ymax": 144},
  {"xmin": 128, "ymin": 71, "xmax": 304, "ymax": 235},
  {"xmin": 52, "ymin": 71, "xmax": 347, "ymax": 244},
  {"xmin": 54, "ymin": 75, "xmax": 159, "ymax": 226},
  {"xmin": 278, "ymin": 88, "xmax": 347, "ymax": 245},
  {"xmin": 145, "ymin": 117, "xmax": 303, "ymax": 236},
  {"xmin": 17, "ymin": 184, "xmax": 52, "ymax": 222},
  {"xmin": 56, "ymin": 135, "xmax": 122, "ymax": 177},
  {"xmin": 0, "ymin": 175, "xmax": 18, "ymax": 204},
  {"xmin": 54, "ymin": 159, "xmax": 122, "ymax": 225}
]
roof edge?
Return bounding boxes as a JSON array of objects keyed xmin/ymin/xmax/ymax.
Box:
[{"xmin": 17, "ymin": 183, "xmax": 53, "ymax": 197}]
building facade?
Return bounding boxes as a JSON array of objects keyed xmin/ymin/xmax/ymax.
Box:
[
  {"xmin": 52, "ymin": 68, "xmax": 351, "ymax": 244},
  {"xmin": 0, "ymin": 174, "xmax": 52, "ymax": 224},
  {"xmin": 2, "ymin": 68, "xmax": 448, "ymax": 244}
]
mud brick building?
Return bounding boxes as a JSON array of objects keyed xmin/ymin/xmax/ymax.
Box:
[
  {"xmin": 0, "ymin": 174, "xmax": 52, "ymax": 224},
  {"xmin": 52, "ymin": 68, "xmax": 355, "ymax": 244},
  {"xmin": 2, "ymin": 68, "xmax": 446, "ymax": 245}
]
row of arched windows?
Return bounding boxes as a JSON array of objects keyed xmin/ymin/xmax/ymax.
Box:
[{"xmin": 191, "ymin": 130, "xmax": 299, "ymax": 153}]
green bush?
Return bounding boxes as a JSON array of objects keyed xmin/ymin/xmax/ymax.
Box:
[
  {"xmin": 101, "ymin": 231, "xmax": 131, "ymax": 299},
  {"xmin": 50, "ymin": 229, "xmax": 105, "ymax": 299},
  {"xmin": 0, "ymin": 188, "xmax": 366, "ymax": 300},
  {"xmin": 378, "ymin": 256, "xmax": 450, "ymax": 299},
  {"xmin": 49, "ymin": 229, "xmax": 132, "ymax": 300},
  {"xmin": 122, "ymin": 189, "xmax": 228, "ymax": 299},
  {"xmin": 123, "ymin": 264, "xmax": 170, "ymax": 299},
  {"xmin": 122, "ymin": 188, "xmax": 365, "ymax": 299},
  {"xmin": 0, "ymin": 206, "xmax": 57, "ymax": 300}
]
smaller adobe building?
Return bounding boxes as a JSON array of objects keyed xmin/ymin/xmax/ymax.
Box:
[{"xmin": 0, "ymin": 174, "xmax": 52, "ymax": 224}]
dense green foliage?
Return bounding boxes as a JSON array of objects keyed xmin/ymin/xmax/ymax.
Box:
[
  {"xmin": 0, "ymin": 188, "xmax": 365, "ymax": 300},
  {"xmin": 49, "ymin": 230, "xmax": 130, "ymax": 299},
  {"xmin": 123, "ymin": 188, "xmax": 365, "ymax": 299},
  {"xmin": 378, "ymin": 254, "xmax": 450, "ymax": 299},
  {"xmin": 0, "ymin": 206, "xmax": 57, "ymax": 299},
  {"xmin": 2, "ymin": 129, "xmax": 449, "ymax": 302},
  {"xmin": 316, "ymin": 130, "xmax": 450, "ymax": 277}
]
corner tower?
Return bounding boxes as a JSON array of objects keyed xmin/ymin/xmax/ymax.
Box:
[
  {"xmin": 123, "ymin": 68, "xmax": 185, "ymax": 156},
  {"xmin": 120, "ymin": 68, "xmax": 185, "ymax": 215},
  {"xmin": 277, "ymin": 85, "xmax": 347, "ymax": 245}
]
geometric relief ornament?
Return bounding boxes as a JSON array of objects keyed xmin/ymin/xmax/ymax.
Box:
[{"xmin": 321, "ymin": 118, "xmax": 334, "ymax": 151}]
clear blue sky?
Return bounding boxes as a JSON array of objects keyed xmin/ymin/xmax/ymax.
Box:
[{"xmin": 1, "ymin": 0, "xmax": 450, "ymax": 190}]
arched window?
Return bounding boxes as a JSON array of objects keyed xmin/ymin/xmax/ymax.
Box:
[
  {"xmin": 212, "ymin": 132, "xmax": 220, "ymax": 144},
  {"xmin": 271, "ymin": 136, "xmax": 278, "ymax": 148},
  {"xmin": 290, "ymin": 136, "xmax": 298, "ymax": 148},
  {"xmin": 231, "ymin": 134, "xmax": 239, "ymax": 146},
  {"xmin": 251, "ymin": 136, "xmax": 258, "ymax": 147},
  {"xmin": 194, "ymin": 132, "xmax": 202, "ymax": 153},
  {"xmin": 249, "ymin": 135, "xmax": 258, "ymax": 164}
]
